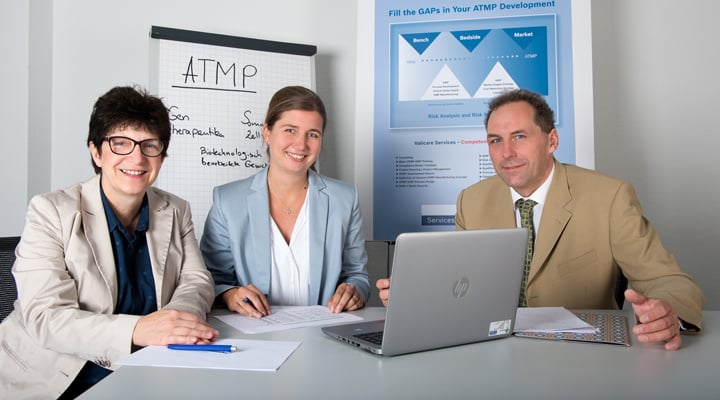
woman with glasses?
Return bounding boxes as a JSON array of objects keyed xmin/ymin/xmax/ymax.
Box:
[
  {"xmin": 0, "ymin": 86, "xmax": 218, "ymax": 399},
  {"xmin": 200, "ymin": 86, "xmax": 370, "ymax": 319}
]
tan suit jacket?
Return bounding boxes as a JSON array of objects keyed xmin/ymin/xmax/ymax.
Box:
[
  {"xmin": 0, "ymin": 175, "xmax": 215, "ymax": 399},
  {"xmin": 455, "ymin": 160, "xmax": 703, "ymax": 328}
]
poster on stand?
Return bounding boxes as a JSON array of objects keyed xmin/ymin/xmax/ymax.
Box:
[{"xmin": 356, "ymin": 0, "xmax": 593, "ymax": 240}]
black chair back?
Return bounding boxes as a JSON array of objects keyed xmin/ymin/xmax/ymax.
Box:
[
  {"xmin": 615, "ymin": 271, "xmax": 628, "ymax": 309},
  {"xmin": 0, "ymin": 236, "xmax": 21, "ymax": 322}
]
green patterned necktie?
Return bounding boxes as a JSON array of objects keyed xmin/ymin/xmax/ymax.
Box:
[{"xmin": 516, "ymin": 198, "xmax": 537, "ymax": 307}]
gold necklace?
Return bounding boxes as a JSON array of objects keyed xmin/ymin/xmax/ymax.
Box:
[{"xmin": 268, "ymin": 182, "xmax": 308, "ymax": 215}]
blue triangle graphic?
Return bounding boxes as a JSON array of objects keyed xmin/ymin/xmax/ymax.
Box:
[
  {"xmin": 400, "ymin": 32, "xmax": 441, "ymax": 55},
  {"xmin": 450, "ymin": 29, "xmax": 491, "ymax": 52},
  {"xmin": 502, "ymin": 27, "xmax": 545, "ymax": 50}
]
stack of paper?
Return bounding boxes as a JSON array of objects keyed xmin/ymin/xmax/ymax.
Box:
[
  {"xmin": 513, "ymin": 307, "xmax": 631, "ymax": 346},
  {"xmin": 514, "ymin": 307, "xmax": 598, "ymax": 334}
]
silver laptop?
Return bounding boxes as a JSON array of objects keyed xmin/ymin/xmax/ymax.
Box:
[{"xmin": 322, "ymin": 228, "xmax": 528, "ymax": 356}]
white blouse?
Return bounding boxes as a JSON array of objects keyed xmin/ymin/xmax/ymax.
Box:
[{"xmin": 269, "ymin": 191, "xmax": 311, "ymax": 305}]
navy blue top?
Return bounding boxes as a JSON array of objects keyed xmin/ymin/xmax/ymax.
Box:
[{"xmin": 102, "ymin": 190, "xmax": 157, "ymax": 315}]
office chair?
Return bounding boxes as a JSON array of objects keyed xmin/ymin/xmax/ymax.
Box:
[
  {"xmin": 615, "ymin": 271, "xmax": 628, "ymax": 309},
  {"xmin": 0, "ymin": 236, "xmax": 21, "ymax": 322}
]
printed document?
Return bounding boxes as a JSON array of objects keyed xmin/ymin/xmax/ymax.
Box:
[{"xmin": 215, "ymin": 305, "xmax": 363, "ymax": 334}]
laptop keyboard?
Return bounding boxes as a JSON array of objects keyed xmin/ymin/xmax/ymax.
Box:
[{"xmin": 354, "ymin": 331, "xmax": 384, "ymax": 345}]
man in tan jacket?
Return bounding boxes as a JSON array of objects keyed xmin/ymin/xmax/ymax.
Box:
[{"xmin": 378, "ymin": 89, "xmax": 703, "ymax": 351}]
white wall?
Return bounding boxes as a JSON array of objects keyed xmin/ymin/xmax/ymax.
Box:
[
  {"xmin": 5, "ymin": 0, "xmax": 358, "ymax": 224},
  {"xmin": 592, "ymin": 0, "xmax": 720, "ymax": 309},
  {"xmin": 3, "ymin": 0, "xmax": 719, "ymax": 308},
  {"xmin": 0, "ymin": 0, "xmax": 29, "ymax": 236}
]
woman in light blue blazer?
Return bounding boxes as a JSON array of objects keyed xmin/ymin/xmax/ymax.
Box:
[{"xmin": 200, "ymin": 86, "xmax": 369, "ymax": 318}]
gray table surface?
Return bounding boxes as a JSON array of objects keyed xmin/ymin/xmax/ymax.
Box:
[{"xmin": 80, "ymin": 308, "xmax": 720, "ymax": 399}]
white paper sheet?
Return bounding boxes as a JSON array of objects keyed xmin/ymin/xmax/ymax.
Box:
[
  {"xmin": 116, "ymin": 339, "xmax": 300, "ymax": 371},
  {"xmin": 514, "ymin": 307, "xmax": 598, "ymax": 334},
  {"xmin": 215, "ymin": 305, "xmax": 363, "ymax": 334}
]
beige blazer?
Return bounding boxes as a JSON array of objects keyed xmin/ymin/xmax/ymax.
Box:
[
  {"xmin": 455, "ymin": 160, "xmax": 703, "ymax": 328},
  {"xmin": 0, "ymin": 175, "xmax": 215, "ymax": 399}
]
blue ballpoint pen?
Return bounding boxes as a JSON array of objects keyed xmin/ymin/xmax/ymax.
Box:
[{"xmin": 167, "ymin": 344, "xmax": 237, "ymax": 353}]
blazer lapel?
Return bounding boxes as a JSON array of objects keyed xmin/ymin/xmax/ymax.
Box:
[
  {"xmin": 530, "ymin": 160, "xmax": 572, "ymax": 280},
  {"xmin": 80, "ymin": 175, "xmax": 118, "ymax": 306},
  {"xmin": 248, "ymin": 169, "xmax": 272, "ymax": 294},
  {"xmin": 307, "ymin": 170, "xmax": 327, "ymax": 305},
  {"xmin": 146, "ymin": 188, "xmax": 172, "ymax": 304}
]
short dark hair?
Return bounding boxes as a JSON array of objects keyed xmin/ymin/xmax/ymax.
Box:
[
  {"xmin": 264, "ymin": 86, "xmax": 327, "ymax": 132},
  {"xmin": 484, "ymin": 89, "xmax": 555, "ymax": 134},
  {"xmin": 87, "ymin": 86, "xmax": 171, "ymax": 173}
]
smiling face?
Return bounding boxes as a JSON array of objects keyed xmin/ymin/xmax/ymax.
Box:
[
  {"xmin": 486, "ymin": 101, "xmax": 558, "ymax": 197},
  {"xmin": 263, "ymin": 109, "xmax": 323, "ymax": 176},
  {"xmin": 89, "ymin": 126, "xmax": 164, "ymax": 204}
]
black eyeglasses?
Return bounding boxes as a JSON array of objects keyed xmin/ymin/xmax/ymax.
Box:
[{"xmin": 104, "ymin": 136, "xmax": 164, "ymax": 157}]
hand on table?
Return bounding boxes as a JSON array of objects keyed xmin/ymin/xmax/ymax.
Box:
[
  {"xmin": 625, "ymin": 288, "xmax": 682, "ymax": 351},
  {"xmin": 222, "ymin": 285, "xmax": 271, "ymax": 318},
  {"xmin": 132, "ymin": 309, "xmax": 219, "ymax": 347},
  {"xmin": 327, "ymin": 283, "xmax": 364, "ymax": 313}
]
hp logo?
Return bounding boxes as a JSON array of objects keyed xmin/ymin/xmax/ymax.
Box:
[{"xmin": 452, "ymin": 277, "xmax": 470, "ymax": 298}]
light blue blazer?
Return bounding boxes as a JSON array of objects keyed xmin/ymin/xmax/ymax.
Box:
[{"xmin": 200, "ymin": 168, "xmax": 370, "ymax": 305}]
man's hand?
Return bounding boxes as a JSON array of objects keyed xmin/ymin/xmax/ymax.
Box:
[
  {"xmin": 625, "ymin": 289, "xmax": 682, "ymax": 351},
  {"xmin": 376, "ymin": 278, "xmax": 390, "ymax": 307}
]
